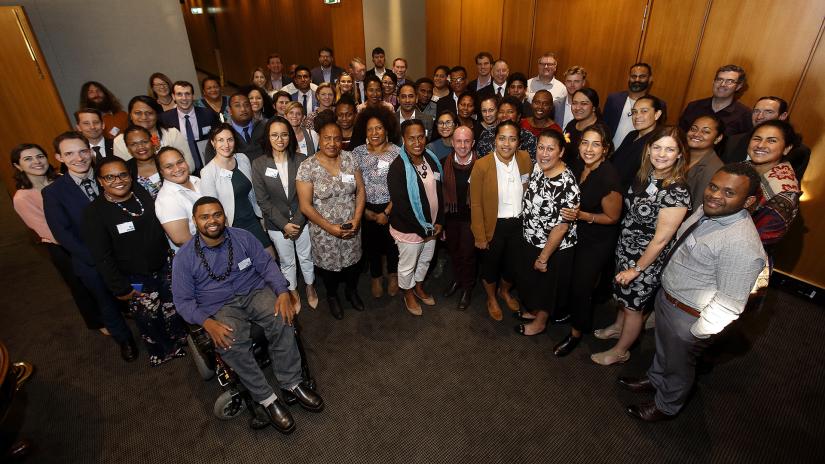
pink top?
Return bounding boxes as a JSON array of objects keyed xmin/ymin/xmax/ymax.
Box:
[
  {"xmin": 13, "ymin": 188, "xmax": 57, "ymax": 244},
  {"xmin": 390, "ymin": 170, "xmax": 439, "ymax": 244}
]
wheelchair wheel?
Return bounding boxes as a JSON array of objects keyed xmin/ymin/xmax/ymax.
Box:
[
  {"xmin": 213, "ymin": 391, "xmax": 245, "ymax": 420},
  {"xmin": 187, "ymin": 334, "xmax": 215, "ymax": 381}
]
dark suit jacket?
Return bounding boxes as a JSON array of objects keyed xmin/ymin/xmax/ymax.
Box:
[
  {"xmin": 603, "ymin": 91, "xmax": 668, "ymax": 135},
  {"xmin": 91, "ymin": 138, "xmax": 114, "ymax": 163},
  {"xmin": 386, "ymin": 155, "xmax": 444, "ymax": 237},
  {"xmin": 203, "ymin": 119, "xmax": 267, "ymax": 163},
  {"xmin": 250, "ymin": 152, "xmax": 308, "ymax": 233},
  {"xmin": 467, "ymin": 78, "xmax": 492, "ymax": 93},
  {"xmin": 397, "ymin": 109, "xmax": 434, "ymax": 136},
  {"xmin": 436, "ymin": 92, "xmax": 458, "ymax": 115},
  {"xmin": 42, "ymin": 174, "xmax": 98, "ymax": 271},
  {"xmin": 366, "ymin": 67, "xmax": 386, "ymax": 79},
  {"xmin": 291, "ymin": 90, "xmax": 319, "ymax": 112},
  {"xmin": 160, "ymin": 107, "xmax": 220, "ymax": 166},
  {"xmin": 553, "ymin": 97, "xmax": 567, "ymax": 125},
  {"xmin": 477, "ymin": 83, "xmax": 507, "ymax": 102},
  {"xmin": 311, "ymin": 65, "xmax": 344, "ymax": 85}
]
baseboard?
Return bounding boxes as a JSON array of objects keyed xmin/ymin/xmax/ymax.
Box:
[{"xmin": 771, "ymin": 271, "xmax": 824, "ymax": 307}]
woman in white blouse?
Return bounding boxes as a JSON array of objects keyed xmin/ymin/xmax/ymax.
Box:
[
  {"xmin": 154, "ymin": 147, "xmax": 202, "ymax": 250},
  {"xmin": 200, "ymin": 123, "xmax": 275, "ymax": 256},
  {"xmin": 113, "ymin": 95, "xmax": 195, "ymax": 173}
]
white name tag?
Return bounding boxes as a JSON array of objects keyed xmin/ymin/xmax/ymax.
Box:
[
  {"xmin": 238, "ymin": 257, "xmax": 252, "ymax": 270},
  {"xmin": 116, "ymin": 221, "xmax": 135, "ymax": 234},
  {"xmin": 685, "ymin": 234, "xmax": 697, "ymax": 247},
  {"xmin": 109, "ymin": 127, "xmax": 120, "ymax": 136},
  {"xmin": 645, "ymin": 182, "xmax": 659, "ymax": 196},
  {"xmin": 219, "ymin": 170, "xmax": 233, "ymax": 178},
  {"xmin": 201, "ymin": 125, "xmax": 211, "ymax": 136},
  {"xmin": 520, "ymin": 173, "xmax": 530, "ymax": 183},
  {"xmin": 265, "ymin": 167, "xmax": 279, "ymax": 178},
  {"xmin": 377, "ymin": 160, "xmax": 390, "ymax": 170},
  {"xmin": 433, "ymin": 172, "xmax": 441, "ymax": 181},
  {"xmin": 341, "ymin": 173, "xmax": 355, "ymax": 183}
]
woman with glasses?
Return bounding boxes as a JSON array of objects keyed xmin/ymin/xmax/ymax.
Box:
[
  {"xmin": 427, "ymin": 110, "xmax": 459, "ymax": 161},
  {"xmin": 381, "ymin": 72, "xmax": 399, "ymax": 110},
  {"xmin": 148, "ymin": 72, "xmax": 176, "ymax": 112}
]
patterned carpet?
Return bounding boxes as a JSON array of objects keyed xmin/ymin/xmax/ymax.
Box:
[{"xmin": 1, "ymin": 191, "xmax": 823, "ymax": 464}]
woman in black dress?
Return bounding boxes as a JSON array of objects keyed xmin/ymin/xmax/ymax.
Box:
[
  {"xmin": 553, "ymin": 124, "xmax": 623, "ymax": 356},
  {"xmin": 515, "ymin": 129, "xmax": 580, "ymax": 336},
  {"xmin": 563, "ymin": 88, "xmax": 609, "ymax": 159},
  {"xmin": 610, "ymin": 95, "xmax": 664, "ymax": 191},
  {"xmin": 591, "ymin": 125, "xmax": 690, "ymax": 365}
]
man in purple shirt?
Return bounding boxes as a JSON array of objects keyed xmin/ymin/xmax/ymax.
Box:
[{"xmin": 172, "ymin": 197, "xmax": 323, "ymax": 434}]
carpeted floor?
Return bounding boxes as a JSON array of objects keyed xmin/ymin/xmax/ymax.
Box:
[{"xmin": 1, "ymin": 189, "xmax": 824, "ymax": 464}]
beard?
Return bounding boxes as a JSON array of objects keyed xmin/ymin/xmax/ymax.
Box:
[
  {"xmin": 87, "ymin": 97, "xmax": 113, "ymax": 113},
  {"xmin": 629, "ymin": 81, "xmax": 649, "ymax": 93}
]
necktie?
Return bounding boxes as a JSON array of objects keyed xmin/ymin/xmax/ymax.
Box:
[
  {"xmin": 184, "ymin": 115, "xmax": 203, "ymax": 170},
  {"xmin": 302, "ymin": 94, "xmax": 308, "ymax": 112},
  {"xmin": 81, "ymin": 179, "xmax": 97, "ymax": 201},
  {"xmin": 497, "ymin": 86, "xmax": 503, "ymax": 97},
  {"xmin": 92, "ymin": 146, "xmax": 102, "ymax": 159},
  {"xmin": 244, "ymin": 126, "xmax": 251, "ymax": 144}
]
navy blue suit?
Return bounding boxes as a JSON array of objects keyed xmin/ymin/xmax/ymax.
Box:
[
  {"xmin": 160, "ymin": 107, "xmax": 219, "ymax": 168},
  {"xmin": 291, "ymin": 90, "xmax": 319, "ymax": 112},
  {"xmin": 42, "ymin": 174, "xmax": 132, "ymax": 343}
]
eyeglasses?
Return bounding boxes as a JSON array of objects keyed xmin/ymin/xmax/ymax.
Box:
[
  {"xmin": 152, "ymin": 82, "xmax": 169, "ymax": 88},
  {"xmin": 269, "ymin": 133, "xmax": 290, "ymax": 139},
  {"xmin": 437, "ymin": 120, "xmax": 455, "ymax": 127},
  {"xmin": 714, "ymin": 77, "xmax": 739, "ymax": 86},
  {"xmin": 101, "ymin": 172, "xmax": 131, "ymax": 183},
  {"xmin": 538, "ymin": 62, "xmax": 557, "ymax": 67},
  {"xmin": 450, "ymin": 77, "xmax": 466, "ymax": 83}
]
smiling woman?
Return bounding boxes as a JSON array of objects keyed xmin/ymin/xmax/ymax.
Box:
[{"xmin": 155, "ymin": 147, "xmax": 202, "ymax": 250}]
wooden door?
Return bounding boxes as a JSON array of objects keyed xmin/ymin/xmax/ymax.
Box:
[{"xmin": 0, "ymin": 6, "xmax": 70, "ymax": 197}]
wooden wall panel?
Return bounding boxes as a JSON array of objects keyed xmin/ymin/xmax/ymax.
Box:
[
  {"xmin": 639, "ymin": 0, "xmax": 710, "ymax": 124},
  {"xmin": 425, "ymin": 0, "xmax": 461, "ymax": 73},
  {"xmin": 330, "ymin": 0, "xmax": 366, "ymax": 65},
  {"xmin": 774, "ymin": 27, "xmax": 825, "ymax": 287},
  {"xmin": 531, "ymin": 0, "xmax": 646, "ymax": 99},
  {"xmin": 682, "ymin": 0, "xmax": 825, "ymax": 111},
  {"xmin": 181, "ymin": 0, "xmax": 219, "ymax": 78},
  {"xmin": 500, "ymin": 0, "xmax": 535, "ymax": 76},
  {"xmin": 459, "ymin": 0, "xmax": 504, "ymax": 75}
]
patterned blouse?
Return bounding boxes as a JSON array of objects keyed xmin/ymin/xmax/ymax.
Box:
[
  {"xmin": 749, "ymin": 161, "xmax": 800, "ymax": 247},
  {"xmin": 353, "ymin": 143, "xmax": 400, "ymax": 204},
  {"xmin": 521, "ymin": 165, "xmax": 580, "ymax": 249}
]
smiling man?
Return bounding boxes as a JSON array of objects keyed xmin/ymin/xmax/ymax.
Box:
[
  {"xmin": 75, "ymin": 108, "xmax": 113, "ymax": 161},
  {"xmin": 160, "ymin": 81, "xmax": 219, "ymax": 171},
  {"xmin": 604, "ymin": 63, "xmax": 668, "ymax": 148},
  {"xmin": 620, "ymin": 163, "xmax": 767, "ymax": 422},
  {"xmin": 679, "ymin": 64, "xmax": 752, "ymax": 136},
  {"xmin": 396, "ymin": 82, "xmax": 433, "ymax": 135}
]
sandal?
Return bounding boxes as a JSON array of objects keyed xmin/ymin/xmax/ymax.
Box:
[{"xmin": 590, "ymin": 350, "xmax": 630, "ymax": 366}]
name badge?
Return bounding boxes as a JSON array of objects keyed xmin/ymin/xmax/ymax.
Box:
[
  {"xmin": 109, "ymin": 127, "xmax": 120, "ymax": 136},
  {"xmin": 433, "ymin": 172, "xmax": 441, "ymax": 181},
  {"xmin": 265, "ymin": 167, "xmax": 279, "ymax": 178},
  {"xmin": 201, "ymin": 125, "xmax": 211, "ymax": 136},
  {"xmin": 520, "ymin": 173, "xmax": 530, "ymax": 183},
  {"xmin": 645, "ymin": 182, "xmax": 659, "ymax": 196},
  {"xmin": 377, "ymin": 159, "xmax": 390, "ymax": 170},
  {"xmin": 116, "ymin": 221, "xmax": 135, "ymax": 234},
  {"xmin": 685, "ymin": 234, "xmax": 697, "ymax": 247},
  {"xmin": 341, "ymin": 173, "xmax": 355, "ymax": 183},
  {"xmin": 219, "ymin": 170, "xmax": 233, "ymax": 178},
  {"xmin": 238, "ymin": 257, "xmax": 252, "ymax": 270}
]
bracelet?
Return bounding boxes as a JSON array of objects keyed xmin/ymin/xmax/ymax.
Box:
[{"xmin": 589, "ymin": 213, "xmax": 596, "ymax": 224}]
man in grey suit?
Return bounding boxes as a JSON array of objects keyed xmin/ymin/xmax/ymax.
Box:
[
  {"xmin": 397, "ymin": 82, "xmax": 433, "ymax": 137},
  {"xmin": 311, "ymin": 47, "xmax": 344, "ymax": 85},
  {"xmin": 204, "ymin": 93, "xmax": 266, "ymax": 163}
]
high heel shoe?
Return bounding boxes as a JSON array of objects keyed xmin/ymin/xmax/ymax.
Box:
[{"xmin": 590, "ymin": 349, "xmax": 630, "ymax": 366}]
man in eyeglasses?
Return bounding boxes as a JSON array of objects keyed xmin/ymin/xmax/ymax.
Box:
[
  {"xmin": 435, "ymin": 66, "xmax": 470, "ymax": 116},
  {"xmin": 679, "ymin": 64, "xmax": 752, "ymax": 137},
  {"xmin": 43, "ymin": 131, "xmax": 138, "ymax": 361},
  {"xmin": 527, "ymin": 52, "xmax": 567, "ymax": 103},
  {"xmin": 603, "ymin": 63, "xmax": 669, "ymax": 148}
]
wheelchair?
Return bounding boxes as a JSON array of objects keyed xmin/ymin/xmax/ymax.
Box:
[{"xmin": 186, "ymin": 319, "xmax": 317, "ymax": 429}]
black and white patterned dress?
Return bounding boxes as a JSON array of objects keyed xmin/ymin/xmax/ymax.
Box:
[{"xmin": 614, "ymin": 177, "xmax": 690, "ymax": 311}]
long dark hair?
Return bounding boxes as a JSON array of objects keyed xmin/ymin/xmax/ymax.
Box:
[
  {"xmin": 11, "ymin": 143, "xmax": 59, "ymax": 190},
  {"xmin": 430, "ymin": 110, "xmax": 459, "ymax": 143},
  {"xmin": 262, "ymin": 116, "xmax": 299, "ymax": 156},
  {"xmin": 79, "ymin": 81, "xmax": 122, "ymax": 113},
  {"xmin": 241, "ymin": 85, "xmax": 275, "ymax": 119},
  {"xmin": 127, "ymin": 95, "xmax": 169, "ymax": 132}
]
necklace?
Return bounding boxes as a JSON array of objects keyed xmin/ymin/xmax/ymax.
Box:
[
  {"xmin": 194, "ymin": 230, "xmax": 234, "ymax": 281},
  {"xmin": 104, "ymin": 192, "xmax": 144, "ymax": 217},
  {"xmin": 415, "ymin": 160, "xmax": 428, "ymax": 179}
]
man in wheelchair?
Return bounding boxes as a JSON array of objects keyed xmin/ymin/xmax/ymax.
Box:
[{"xmin": 172, "ymin": 196, "xmax": 323, "ymax": 434}]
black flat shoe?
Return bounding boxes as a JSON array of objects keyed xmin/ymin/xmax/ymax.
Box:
[
  {"xmin": 514, "ymin": 324, "xmax": 546, "ymax": 336},
  {"xmin": 346, "ymin": 291, "xmax": 365, "ymax": 311},
  {"xmin": 513, "ymin": 310, "xmax": 537, "ymax": 323},
  {"xmin": 290, "ymin": 382, "xmax": 324, "ymax": 412},
  {"xmin": 443, "ymin": 281, "xmax": 459, "ymax": 298},
  {"xmin": 328, "ymin": 297, "xmax": 344, "ymax": 320},
  {"xmin": 265, "ymin": 400, "xmax": 296, "ymax": 433},
  {"xmin": 120, "ymin": 339, "xmax": 138, "ymax": 362},
  {"xmin": 457, "ymin": 289, "xmax": 471, "ymax": 310},
  {"xmin": 553, "ymin": 334, "xmax": 581, "ymax": 357}
]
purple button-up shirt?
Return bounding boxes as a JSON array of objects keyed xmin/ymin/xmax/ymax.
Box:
[{"xmin": 172, "ymin": 227, "xmax": 289, "ymax": 325}]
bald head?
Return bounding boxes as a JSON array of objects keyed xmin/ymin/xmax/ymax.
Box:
[{"xmin": 452, "ymin": 125, "xmax": 475, "ymax": 158}]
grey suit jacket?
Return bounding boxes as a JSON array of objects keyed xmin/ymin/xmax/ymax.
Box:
[{"xmin": 250, "ymin": 152, "xmax": 308, "ymax": 233}]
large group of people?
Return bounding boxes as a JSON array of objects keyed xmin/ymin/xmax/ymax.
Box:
[{"xmin": 9, "ymin": 45, "xmax": 805, "ymax": 430}]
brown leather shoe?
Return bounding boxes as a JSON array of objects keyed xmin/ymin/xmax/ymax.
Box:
[
  {"xmin": 387, "ymin": 273, "xmax": 399, "ymax": 296},
  {"xmin": 487, "ymin": 299, "xmax": 503, "ymax": 321},
  {"xmin": 618, "ymin": 376, "xmax": 656, "ymax": 394},
  {"xmin": 371, "ymin": 278, "xmax": 383, "ymax": 299},
  {"xmin": 625, "ymin": 401, "xmax": 673, "ymax": 422},
  {"xmin": 404, "ymin": 291, "xmax": 422, "ymax": 316},
  {"xmin": 413, "ymin": 287, "xmax": 436, "ymax": 306},
  {"xmin": 497, "ymin": 289, "xmax": 520, "ymax": 312}
]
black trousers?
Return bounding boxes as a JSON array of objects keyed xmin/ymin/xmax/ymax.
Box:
[
  {"xmin": 479, "ymin": 218, "xmax": 521, "ymax": 284},
  {"xmin": 316, "ymin": 263, "xmax": 361, "ymax": 298},
  {"xmin": 568, "ymin": 237, "xmax": 617, "ymax": 332},
  {"xmin": 445, "ymin": 218, "xmax": 476, "ymax": 289},
  {"xmin": 44, "ymin": 243, "xmax": 103, "ymax": 329},
  {"xmin": 362, "ymin": 202, "xmax": 399, "ymax": 278}
]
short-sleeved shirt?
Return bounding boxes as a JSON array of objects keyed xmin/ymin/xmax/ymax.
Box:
[
  {"xmin": 295, "ymin": 152, "xmax": 362, "ymax": 271},
  {"xmin": 154, "ymin": 176, "xmax": 203, "ymax": 249},
  {"xmin": 353, "ymin": 143, "xmax": 400, "ymax": 204},
  {"xmin": 521, "ymin": 166, "xmax": 580, "ymax": 249}
]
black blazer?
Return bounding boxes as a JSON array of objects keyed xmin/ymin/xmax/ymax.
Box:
[
  {"xmin": 436, "ymin": 92, "xmax": 458, "ymax": 115},
  {"xmin": 387, "ymin": 155, "xmax": 444, "ymax": 237},
  {"xmin": 203, "ymin": 118, "xmax": 267, "ymax": 163},
  {"xmin": 467, "ymin": 78, "xmax": 492, "ymax": 93},
  {"xmin": 91, "ymin": 138, "xmax": 114, "ymax": 163},
  {"xmin": 603, "ymin": 91, "xmax": 668, "ymax": 135},
  {"xmin": 311, "ymin": 65, "xmax": 344, "ymax": 85},
  {"xmin": 250, "ymin": 152, "xmax": 308, "ymax": 232},
  {"xmin": 42, "ymin": 174, "xmax": 99, "ymax": 269},
  {"xmin": 160, "ymin": 107, "xmax": 219, "ymax": 140}
]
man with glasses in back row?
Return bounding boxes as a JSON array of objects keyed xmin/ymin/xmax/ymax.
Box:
[
  {"xmin": 527, "ymin": 52, "xmax": 567, "ymax": 103},
  {"xmin": 679, "ymin": 64, "xmax": 752, "ymax": 137}
]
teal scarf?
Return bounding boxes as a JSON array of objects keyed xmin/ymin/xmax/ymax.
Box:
[{"xmin": 399, "ymin": 146, "xmax": 443, "ymax": 234}]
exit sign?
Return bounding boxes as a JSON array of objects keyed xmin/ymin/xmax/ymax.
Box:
[{"xmin": 324, "ymin": 0, "xmax": 341, "ymax": 4}]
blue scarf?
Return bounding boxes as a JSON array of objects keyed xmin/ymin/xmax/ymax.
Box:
[{"xmin": 399, "ymin": 146, "xmax": 443, "ymax": 234}]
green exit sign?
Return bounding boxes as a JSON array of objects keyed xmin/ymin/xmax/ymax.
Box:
[{"xmin": 324, "ymin": 0, "xmax": 341, "ymax": 4}]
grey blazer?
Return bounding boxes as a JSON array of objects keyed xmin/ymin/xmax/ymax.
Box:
[{"xmin": 251, "ymin": 152, "xmax": 308, "ymax": 233}]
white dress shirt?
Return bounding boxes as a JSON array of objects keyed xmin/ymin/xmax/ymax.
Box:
[
  {"xmin": 612, "ymin": 97, "xmax": 636, "ymax": 148},
  {"xmin": 494, "ymin": 154, "xmax": 523, "ymax": 218},
  {"xmin": 155, "ymin": 176, "xmax": 203, "ymax": 250}
]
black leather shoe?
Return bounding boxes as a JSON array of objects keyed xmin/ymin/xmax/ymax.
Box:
[
  {"xmin": 290, "ymin": 383, "xmax": 324, "ymax": 412},
  {"xmin": 553, "ymin": 334, "xmax": 581, "ymax": 357},
  {"xmin": 280, "ymin": 388, "xmax": 298, "ymax": 406},
  {"xmin": 346, "ymin": 291, "xmax": 365, "ymax": 311},
  {"xmin": 249, "ymin": 403, "xmax": 272, "ymax": 430},
  {"xmin": 443, "ymin": 281, "xmax": 459, "ymax": 298},
  {"xmin": 265, "ymin": 400, "xmax": 296, "ymax": 433},
  {"xmin": 120, "ymin": 339, "xmax": 138, "ymax": 362},
  {"xmin": 328, "ymin": 297, "xmax": 344, "ymax": 320},
  {"xmin": 625, "ymin": 401, "xmax": 673, "ymax": 422},
  {"xmin": 457, "ymin": 289, "xmax": 471, "ymax": 310},
  {"xmin": 618, "ymin": 376, "xmax": 656, "ymax": 394},
  {"xmin": 514, "ymin": 310, "xmax": 537, "ymax": 323}
]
